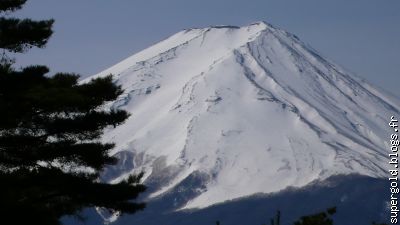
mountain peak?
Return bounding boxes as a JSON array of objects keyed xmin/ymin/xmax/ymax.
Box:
[
  {"xmin": 183, "ymin": 21, "xmax": 271, "ymax": 32},
  {"xmin": 249, "ymin": 20, "xmax": 272, "ymax": 28},
  {"xmin": 89, "ymin": 21, "xmax": 275, "ymax": 80}
]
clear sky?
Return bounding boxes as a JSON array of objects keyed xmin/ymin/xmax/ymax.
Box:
[{"xmin": 11, "ymin": 0, "xmax": 400, "ymax": 97}]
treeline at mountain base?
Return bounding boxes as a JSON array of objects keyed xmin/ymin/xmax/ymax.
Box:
[{"xmin": 214, "ymin": 207, "xmax": 388, "ymax": 225}]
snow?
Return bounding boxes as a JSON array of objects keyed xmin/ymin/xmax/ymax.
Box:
[{"xmin": 84, "ymin": 21, "xmax": 397, "ymax": 210}]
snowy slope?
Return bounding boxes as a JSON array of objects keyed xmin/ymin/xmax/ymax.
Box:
[{"xmin": 85, "ymin": 21, "xmax": 398, "ymax": 209}]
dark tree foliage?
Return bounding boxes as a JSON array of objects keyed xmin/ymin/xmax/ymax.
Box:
[
  {"xmin": 0, "ymin": 0, "xmax": 26, "ymax": 12},
  {"xmin": 293, "ymin": 207, "xmax": 336, "ymax": 225},
  {"xmin": 0, "ymin": 1, "xmax": 146, "ymax": 224},
  {"xmin": 0, "ymin": 17, "xmax": 54, "ymax": 52}
]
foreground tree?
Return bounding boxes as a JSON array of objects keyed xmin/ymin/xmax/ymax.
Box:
[
  {"xmin": 293, "ymin": 207, "xmax": 336, "ymax": 225},
  {"xmin": 0, "ymin": 1, "xmax": 145, "ymax": 224}
]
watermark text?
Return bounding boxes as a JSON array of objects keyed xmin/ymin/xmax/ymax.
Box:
[{"xmin": 389, "ymin": 116, "xmax": 399, "ymax": 224}]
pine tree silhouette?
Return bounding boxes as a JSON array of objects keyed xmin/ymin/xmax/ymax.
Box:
[{"xmin": 0, "ymin": 1, "xmax": 146, "ymax": 224}]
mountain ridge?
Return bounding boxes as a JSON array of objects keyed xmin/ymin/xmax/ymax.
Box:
[{"xmin": 83, "ymin": 21, "xmax": 396, "ymax": 211}]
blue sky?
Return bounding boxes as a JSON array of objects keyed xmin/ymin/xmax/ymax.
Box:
[{"xmin": 11, "ymin": 0, "xmax": 400, "ymax": 97}]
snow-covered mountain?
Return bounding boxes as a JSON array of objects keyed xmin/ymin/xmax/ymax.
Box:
[{"xmin": 85, "ymin": 21, "xmax": 397, "ymax": 212}]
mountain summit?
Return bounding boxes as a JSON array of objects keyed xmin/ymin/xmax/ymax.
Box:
[{"xmin": 86, "ymin": 21, "xmax": 397, "ymax": 210}]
